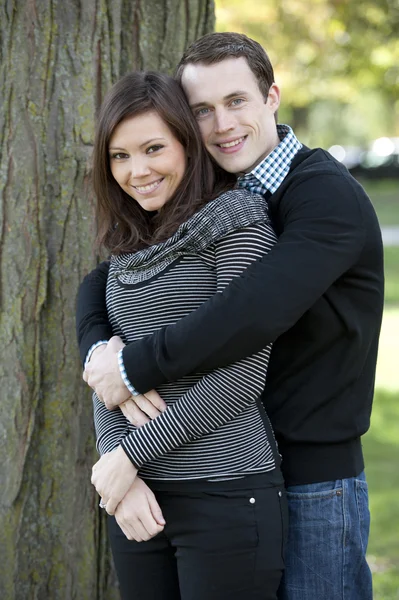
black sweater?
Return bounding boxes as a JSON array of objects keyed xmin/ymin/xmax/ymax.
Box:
[{"xmin": 76, "ymin": 147, "xmax": 384, "ymax": 485}]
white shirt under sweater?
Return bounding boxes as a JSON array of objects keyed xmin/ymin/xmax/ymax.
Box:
[{"xmin": 93, "ymin": 190, "xmax": 279, "ymax": 482}]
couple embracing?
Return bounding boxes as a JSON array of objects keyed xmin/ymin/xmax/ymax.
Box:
[{"xmin": 78, "ymin": 32, "xmax": 383, "ymax": 600}]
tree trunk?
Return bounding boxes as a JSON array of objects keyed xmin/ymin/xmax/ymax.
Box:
[{"xmin": 0, "ymin": 1, "xmax": 214, "ymax": 598}]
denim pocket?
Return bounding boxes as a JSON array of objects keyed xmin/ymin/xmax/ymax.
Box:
[
  {"xmin": 286, "ymin": 479, "xmax": 343, "ymax": 501},
  {"xmin": 282, "ymin": 482, "xmax": 345, "ymax": 596}
]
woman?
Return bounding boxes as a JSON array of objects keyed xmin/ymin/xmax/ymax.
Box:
[{"xmin": 86, "ymin": 70, "xmax": 287, "ymax": 600}]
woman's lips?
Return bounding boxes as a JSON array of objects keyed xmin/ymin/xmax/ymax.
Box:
[{"xmin": 133, "ymin": 178, "xmax": 164, "ymax": 195}]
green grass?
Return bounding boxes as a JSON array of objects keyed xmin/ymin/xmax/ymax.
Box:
[
  {"xmin": 354, "ymin": 178, "xmax": 399, "ymax": 597},
  {"xmin": 359, "ymin": 178, "xmax": 399, "ymax": 227},
  {"xmin": 384, "ymin": 247, "xmax": 399, "ymax": 306},
  {"xmin": 364, "ymin": 389, "xmax": 399, "ymax": 599}
]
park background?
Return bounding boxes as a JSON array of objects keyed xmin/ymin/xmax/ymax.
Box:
[
  {"xmin": 218, "ymin": 4, "xmax": 399, "ymax": 599},
  {"xmin": 0, "ymin": 0, "xmax": 398, "ymax": 598}
]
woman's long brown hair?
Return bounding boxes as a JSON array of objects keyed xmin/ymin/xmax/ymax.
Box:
[{"xmin": 93, "ymin": 71, "xmax": 235, "ymax": 254}]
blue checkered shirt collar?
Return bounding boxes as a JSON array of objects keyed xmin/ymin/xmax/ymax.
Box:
[{"xmin": 237, "ymin": 124, "xmax": 302, "ymax": 196}]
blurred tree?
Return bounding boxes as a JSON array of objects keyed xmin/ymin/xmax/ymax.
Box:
[
  {"xmin": 216, "ymin": 0, "xmax": 399, "ymax": 145},
  {"xmin": 0, "ymin": 1, "xmax": 214, "ymax": 598}
]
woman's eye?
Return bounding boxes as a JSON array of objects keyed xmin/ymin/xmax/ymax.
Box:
[
  {"xmin": 147, "ymin": 145, "xmax": 163, "ymax": 154},
  {"xmin": 110, "ymin": 152, "xmax": 128, "ymax": 160}
]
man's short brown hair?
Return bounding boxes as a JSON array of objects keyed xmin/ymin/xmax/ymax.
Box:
[{"xmin": 175, "ymin": 32, "xmax": 275, "ymax": 99}]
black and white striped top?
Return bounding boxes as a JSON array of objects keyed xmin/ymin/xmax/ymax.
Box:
[{"xmin": 93, "ymin": 190, "xmax": 279, "ymax": 481}]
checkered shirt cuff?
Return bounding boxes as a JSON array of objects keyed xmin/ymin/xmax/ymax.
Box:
[
  {"xmin": 84, "ymin": 341, "xmax": 109, "ymax": 369},
  {"xmin": 117, "ymin": 348, "xmax": 140, "ymax": 397}
]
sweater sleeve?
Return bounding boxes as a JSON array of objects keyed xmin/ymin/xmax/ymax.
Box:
[
  {"xmin": 76, "ymin": 260, "xmax": 112, "ymax": 365},
  {"xmin": 116, "ymin": 221, "xmax": 277, "ymax": 467},
  {"xmin": 122, "ymin": 172, "xmax": 370, "ymax": 391},
  {"xmin": 93, "ymin": 394, "xmax": 135, "ymax": 455}
]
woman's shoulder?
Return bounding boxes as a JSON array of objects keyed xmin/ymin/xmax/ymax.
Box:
[{"xmin": 206, "ymin": 188, "xmax": 270, "ymax": 229}]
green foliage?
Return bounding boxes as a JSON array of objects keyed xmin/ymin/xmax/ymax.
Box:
[
  {"xmin": 216, "ymin": 0, "xmax": 399, "ymax": 145},
  {"xmin": 216, "ymin": 0, "xmax": 399, "ymax": 104}
]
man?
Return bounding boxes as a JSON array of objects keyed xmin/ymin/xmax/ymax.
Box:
[{"xmin": 78, "ymin": 32, "xmax": 383, "ymax": 599}]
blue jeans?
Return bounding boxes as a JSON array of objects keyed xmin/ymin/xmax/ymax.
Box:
[{"xmin": 278, "ymin": 471, "xmax": 372, "ymax": 600}]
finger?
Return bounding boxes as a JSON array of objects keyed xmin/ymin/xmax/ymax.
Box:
[
  {"xmin": 118, "ymin": 519, "xmax": 143, "ymax": 542},
  {"xmin": 131, "ymin": 518, "xmax": 154, "ymax": 542},
  {"xmin": 138, "ymin": 512, "xmax": 164, "ymax": 539},
  {"xmin": 120, "ymin": 400, "xmax": 151, "ymax": 427},
  {"xmin": 115, "ymin": 508, "xmax": 146, "ymax": 542},
  {"xmin": 106, "ymin": 498, "xmax": 118, "ymax": 516},
  {"xmin": 147, "ymin": 492, "xmax": 166, "ymax": 526},
  {"xmin": 136, "ymin": 499, "xmax": 164, "ymax": 537},
  {"xmin": 145, "ymin": 389, "xmax": 168, "ymax": 412},
  {"xmin": 91, "ymin": 468, "xmax": 97, "ymax": 485},
  {"xmin": 134, "ymin": 394, "xmax": 163, "ymax": 420}
]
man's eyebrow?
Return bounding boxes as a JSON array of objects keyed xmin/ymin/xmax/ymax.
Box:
[
  {"xmin": 190, "ymin": 91, "xmax": 248, "ymax": 109},
  {"xmin": 223, "ymin": 90, "xmax": 248, "ymax": 100}
]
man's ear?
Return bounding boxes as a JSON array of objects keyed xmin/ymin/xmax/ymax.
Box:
[{"xmin": 267, "ymin": 83, "xmax": 281, "ymax": 114}]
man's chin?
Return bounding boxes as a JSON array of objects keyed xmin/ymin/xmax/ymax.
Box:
[{"xmin": 213, "ymin": 156, "xmax": 253, "ymax": 175}]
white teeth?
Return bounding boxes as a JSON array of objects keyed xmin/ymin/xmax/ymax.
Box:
[
  {"xmin": 219, "ymin": 137, "xmax": 245, "ymax": 148},
  {"xmin": 134, "ymin": 179, "xmax": 162, "ymax": 192}
]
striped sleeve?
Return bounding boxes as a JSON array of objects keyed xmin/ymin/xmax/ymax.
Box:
[
  {"xmin": 120, "ymin": 221, "xmax": 278, "ymax": 467},
  {"xmin": 93, "ymin": 393, "xmax": 135, "ymax": 455}
]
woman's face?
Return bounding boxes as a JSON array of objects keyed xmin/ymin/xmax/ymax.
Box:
[{"xmin": 108, "ymin": 111, "xmax": 187, "ymax": 212}]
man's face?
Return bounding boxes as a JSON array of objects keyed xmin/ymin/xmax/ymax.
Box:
[{"xmin": 181, "ymin": 57, "xmax": 281, "ymax": 174}]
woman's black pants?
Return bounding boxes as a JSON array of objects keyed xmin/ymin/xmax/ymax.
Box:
[{"xmin": 108, "ymin": 484, "xmax": 288, "ymax": 600}]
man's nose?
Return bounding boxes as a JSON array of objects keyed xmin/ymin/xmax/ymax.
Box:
[{"xmin": 214, "ymin": 109, "xmax": 235, "ymax": 134}]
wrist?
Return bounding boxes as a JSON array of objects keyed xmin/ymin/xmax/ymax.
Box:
[
  {"xmin": 84, "ymin": 340, "xmax": 108, "ymax": 368},
  {"xmin": 120, "ymin": 441, "xmax": 141, "ymax": 471},
  {"xmin": 117, "ymin": 348, "xmax": 140, "ymax": 396}
]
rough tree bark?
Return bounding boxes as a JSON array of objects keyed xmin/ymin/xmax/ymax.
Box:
[{"xmin": 0, "ymin": 1, "xmax": 214, "ymax": 598}]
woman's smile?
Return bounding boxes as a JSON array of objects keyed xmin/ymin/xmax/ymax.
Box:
[{"xmin": 109, "ymin": 111, "xmax": 186, "ymax": 211}]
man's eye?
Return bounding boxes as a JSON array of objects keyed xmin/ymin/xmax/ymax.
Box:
[
  {"xmin": 231, "ymin": 98, "xmax": 244, "ymax": 107},
  {"xmin": 147, "ymin": 145, "xmax": 163, "ymax": 154},
  {"xmin": 195, "ymin": 107, "xmax": 210, "ymax": 118}
]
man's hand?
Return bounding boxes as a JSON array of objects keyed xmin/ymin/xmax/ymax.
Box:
[
  {"xmin": 120, "ymin": 391, "xmax": 167, "ymax": 427},
  {"xmin": 84, "ymin": 336, "xmax": 130, "ymax": 408},
  {"xmin": 115, "ymin": 478, "xmax": 166, "ymax": 542},
  {"xmin": 91, "ymin": 446, "xmax": 137, "ymax": 515}
]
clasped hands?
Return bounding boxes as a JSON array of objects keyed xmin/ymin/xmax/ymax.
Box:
[
  {"xmin": 91, "ymin": 446, "xmax": 166, "ymax": 541},
  {"xmin": 84, "ymin": 335, "xmax": 167, "ymax": 541},
  {"xmin": 83, "ymin": 336, "xmax": 167, "ymax": 425}
]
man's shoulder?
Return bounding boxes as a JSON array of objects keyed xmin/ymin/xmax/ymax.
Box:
[
  {"xmin": 281, "ymin": 146, "xmax": 367, "ymax": 196},
  {"xmin": 290, "ymin": 146, "xmax": 348, "ymax": 176}
]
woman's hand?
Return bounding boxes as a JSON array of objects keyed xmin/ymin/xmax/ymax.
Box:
[
  {"xmin": 91, "ymin": 446, "xmax": 138, "ymax": 515},
  {"xmin": 120, "ymin": 391, "xmax": 167, "ymax": 427},
  {"xmin": 115, "ymin": 478, "xmax": 166, "ymax": 542}
]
